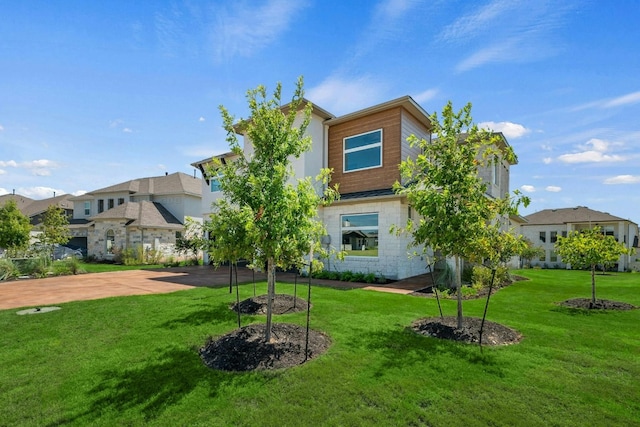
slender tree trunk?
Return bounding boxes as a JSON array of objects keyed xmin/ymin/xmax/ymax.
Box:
[
  {"xmin": 591, "ymin": 264, "xmax": 596, "ymax": 307},
  {"xmin": 293, "ymin": 269, "xmax": 298, "ymax": 309},
  {"xmin": 265, "ymin": 257, "xmax": 276, "ymax": 342},
  {"xmin": 234, "ymin": 262, "xmax": 241, "ymax": 328},
  {"xmin": 427, "ymin": 263, "xmax": 443, "ymax": 318},
  {"xmin": 455, "ymin": 256, "xmax": 463, "ymax": 330},
  {"xmin": 479, "ymin": 268, "xmax": 497, "ymax": 349}
]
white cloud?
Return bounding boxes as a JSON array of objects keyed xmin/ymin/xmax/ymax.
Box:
[
  {"xmin": 307, "ymin": 75, "xmax": 387, "ymax": 116},
  {"xmin": 603, "ymin": 175, "xmax": 640, "ymax": 184},
  {"xmin": 0, "ymin": 160, "xmax": 18, "ymax": 168},
  {"xmin": 412, "ymin": 89, "xmax": 438, "ymax": 105},
  {"xmin": 123, "ymin": 128, "xmax": 133, "ymax": 133},
  {"xmin": 72, "ymin": 190, "xmax": 88, "ymax": 196},
  {"xmin": 0, "ymin": 124, "xmax": 4, "ymax": 131},
  {"xmin": 0, "ymin": 159, "xmax": 60, "ymax": 177},
  {"xmin": 478, "ymin": 121, "xmax": 530, "ymax": 139},
  {"xmin": 573, "ymin": 90, "xmax": 640, "ymax": 111},
  {"xmin": 0, "ymin": 188, "xmax": 8, "ymax": 195},
  {"xmin": 456, "ymin": 40, "xmax": 517, "ymax": 72},
  {"xmin": 20, "ymin": 186, "xmax": 66, "ymax": 199},
  {"xmin": 439, "ymin": 0, "xmax": 518, "ymax": 42},
  {"xmin": 199, "ymin": 116, "xmax": 206, "ymax": 122},
  {"xmin": 543, "ymin": 157, "xmax": 552, "ymax": 164},
  {"xmin": 545, "ymin": 186, "xmax": 562, "ymax": 192},
  {"xmin": 521, "ymin": 185, "xmax": 536, "ymax": 193},
  {"xmin": 213, "ymin": 1, "xmax": 309, "ymax": 61},
  {"xmin": 0, "ymin": 170, "xmax": 6, "ymax": 175},
  {"xmin": 557, "ymin": 138, "xmax": 626, "ymax": 164},
  {"xmin": 109, "ymin": 119, "xmax": 123, "ymax": 128}
]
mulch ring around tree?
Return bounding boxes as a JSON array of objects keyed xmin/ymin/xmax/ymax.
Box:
[
  {"xmin": 231, "ymin": 294, "xmax": 310, "ymax": 315},
  {"xmin": 411, "ymin": 316, "xmax": 522, "ymax": 346},
  {"xmin": 559, "ymin": 298, "xmax": 637, "ymax": 310},
  {"xmin": 199, "ymin": 323, "xmax": 331, "ymax": 371}
]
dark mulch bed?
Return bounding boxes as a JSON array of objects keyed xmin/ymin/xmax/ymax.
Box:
[
  {"xmin": 559, "ymin": 298, "xmax": 637, "ymax": 310},
  {"xmin": 199, "ymin": 323, "xmax": 331, "ymax": 371},
  {"xmin": 231, "ymin": 294, "xmax": 310, "ymax": 315},
  {"xmin": 412, "ymin": 316, "xmax": 522, "ymax": 346}
]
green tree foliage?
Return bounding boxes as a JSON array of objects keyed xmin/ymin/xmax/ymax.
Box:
[
  {"xmin": 555, "ymin": 227, "xmax": 632, "ymax": 305},
  {"xmin": 394, "ymin": 101, "xmax": 528, "ymax": 329},
  {"xmin": 519, "ymin": 238, "xmax": 545, "ymax": 267},
  {"xmin": 175, "ymin": 217, "xmax": 206, "ymax": 263},
  {"xmin": 0, "ymin": 200, "xmax": 32, "ymax": 257},
  {"xmin": 212, "ymin": 77, "xmax": 339, "ymax": 341},
  {"xmin": 40, "ymin": 205, "xmax": 71, "ymax": 247}
]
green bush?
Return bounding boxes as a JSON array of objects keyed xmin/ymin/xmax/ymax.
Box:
[
  {"xmin": 471, "ymin": 265, "xmax": 511, "ymax": 289},
  {"xmin": 52, "ymin": 257, "xmax": 84, "ymax": 276},
  {"xmin": 21, "ymin": 257, "xmax": 49, "ymax": 278},
  {"xmin": 0, "ymin": 258, "xmax": 19, "ymax": 281}
]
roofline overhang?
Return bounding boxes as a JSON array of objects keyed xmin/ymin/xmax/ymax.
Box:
[{"xmin": 324, "ymin": 95, "xmax": 431, "ymax": 130}]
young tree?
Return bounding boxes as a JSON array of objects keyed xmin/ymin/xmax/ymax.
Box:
[
  {"xmin": 175, "ymin": 217, "xmax": 206, "ymax": 263},
  {"xmin": 213, "ymin": 77, "xmax": 339, "ymax": 341},
  {"xmin": 394, "ymin": 101, "xmax": 526, "ymax": 329},
  {"xmin": 474, "ymin": 226, "xmax": 527, "ymax": 347},
  {"xmin": 0, "ymin": 200, "xmax": 32, "ymax": 257},
  {"xmin": 555, "ymin": 227, "xmax": 631, "ymax": 306},
  {"xmin": 519, "ymin": 238, "xmax": 545, "ymax": 268},
  {"xmin": 39, "ymin": 205, "xmax": 71, "ymax": 259}
]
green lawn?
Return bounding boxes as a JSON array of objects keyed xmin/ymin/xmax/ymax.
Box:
[
  {"xmin": 78, "ymin": 262, "xmax": 165, "ymax": 273},
  {"xmin": 1, "ymin": 269, "xmax": 639, "ymax": 426}
]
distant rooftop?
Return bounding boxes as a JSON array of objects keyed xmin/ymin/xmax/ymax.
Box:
[{"xmin": 524, "ymin": 206, "xmax": 635, "ymax": 225}]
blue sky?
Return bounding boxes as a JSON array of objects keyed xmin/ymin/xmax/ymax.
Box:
[{"xmin": 1, "ymin": 0, "xmax": 639, "ymax": 222}]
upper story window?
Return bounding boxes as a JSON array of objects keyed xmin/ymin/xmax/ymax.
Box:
[
  {"xmin": 343, "ymin": 129, "xmax": 382, "ymax": 173},
  {"xmin": 84, "ymin": 201, "xmax": 90, "ymax": 216},
  {"xmin": 118, "ymin": 198, "xmax": 125, "ymax": 205},
  {"xmin": 210, "ymin": 175, "xmax": 222, "ymax": 192},
  {"xmin": 108, "ymin": 199, "xmax": 114, "ymax": 209},
  {"xmin": 539, "ymin": 231, "xmax": 546, "ymax": 243},
  {"xmin": 550, "ymin": 231, "xmax": 558, "ymax": 243},
  {"xmin": 493, "ymin": 159, "xmax": 500, "ymax": 185},
  {"xmin": 98, "ymin": 199, "xmax": 104, "ymax": 213}
]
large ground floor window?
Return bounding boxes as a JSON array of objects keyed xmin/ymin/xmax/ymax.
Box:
[{"xmin": 341, "ymin": 213, "xmax": 378, "ymax": 257}]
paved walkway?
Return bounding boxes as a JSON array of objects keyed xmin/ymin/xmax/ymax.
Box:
[{"xmin": 0, "ymin": 265, "xmax": 434, "ymax": 310}]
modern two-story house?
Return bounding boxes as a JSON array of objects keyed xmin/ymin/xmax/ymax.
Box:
[
  {"xmin": 68, "ymin": 172, "xmax": 202, "ymax": 260},
  {"xmin": 193, "ymin": 96, "xmax": 517, "ymax": 280},
  {"xmin": 521, "ymin": 206, "xmax": 639, "ymax": 271}
]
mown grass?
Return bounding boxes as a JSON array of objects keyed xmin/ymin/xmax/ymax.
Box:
[
  {"xmin": 78, "ymin": 262, "xmax": 164, "ymax": 273},
  {"xmin": 1, "ymin": 269, "xmax": 639, "ymax": 426}
]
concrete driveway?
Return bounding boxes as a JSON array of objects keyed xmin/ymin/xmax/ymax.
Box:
[{"xmin": 0, "ymin": 265, "xmax": 429, "ymax": 310}]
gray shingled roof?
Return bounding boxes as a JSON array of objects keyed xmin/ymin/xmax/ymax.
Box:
[
  {"xmin": 524, "ymin": 206, "xmax": 635, "ymax": 225},
  {"xmin": 90, "ymin": 201, "xmax": 183, "ymax": 228},
  {"xmin": 80, "ymin": 172, "xmax": 201, "ymax": 198},
  {"xmin": 1, "ymin": 193, "xmax": 73, "ymax": 217}
]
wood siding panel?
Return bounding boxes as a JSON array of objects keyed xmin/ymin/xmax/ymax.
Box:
[{"xmin": 328, "ymin": 107, "xmax": 403, "ymax": 194}]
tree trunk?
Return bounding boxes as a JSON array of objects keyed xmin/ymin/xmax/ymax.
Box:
[
  {"xmin": 265, "ymin": 257, "xmax": 276, "ymax": 342},
  {"xmin": 455, "ymin": 256, "xmax": 463, "ymax": 330},
  {"xmin": 591, "ymin": 264, "xmax": 597, "ymax": 307},
  {"xmin": 479, "ymin": 268, "xmax": 497, "ymax": 349}
]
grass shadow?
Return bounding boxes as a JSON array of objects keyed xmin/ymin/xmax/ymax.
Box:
[
  {"xmin": 352, "ymin": 324, "xmax": 503, "ymax": 378},
  {"xmin": 61, "ymin": 345, "xmax": 234, "ymax": 425},
  {"xmin": 160, "ymin": 302, "xmax": 246, "ymax": 329}
]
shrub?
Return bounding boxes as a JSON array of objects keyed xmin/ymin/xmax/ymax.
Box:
[
  {"xmin": 0, "ymin": 258, "xmax": 19, "ymax": 281},
  {"xmin": 21, "ymin": 257, "xmax": 49, "ymax": 278},
  {"xmin": 471, "ymin": 265, "xmax": 512, "ymax": 289}
]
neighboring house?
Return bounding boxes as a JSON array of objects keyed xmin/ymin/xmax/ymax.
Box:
[
  {"xmin": 193, "ymin": 96, "xmax": 518, "ymax": 280},
  {"xmin": 69, "ymin": 172, "xmax": 202, "ymax": 260},
  {"xmin": 521, "ymin": 206, "xmax": 639, "ymax": 271},
  {"xmin": 0, "ymin": 192, "xmax": 75, "ymax": 243}
]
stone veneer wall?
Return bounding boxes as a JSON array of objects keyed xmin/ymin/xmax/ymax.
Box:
[{"xmin": 88, "ymin": 220, "xmax": 180, "ymax": 260}]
